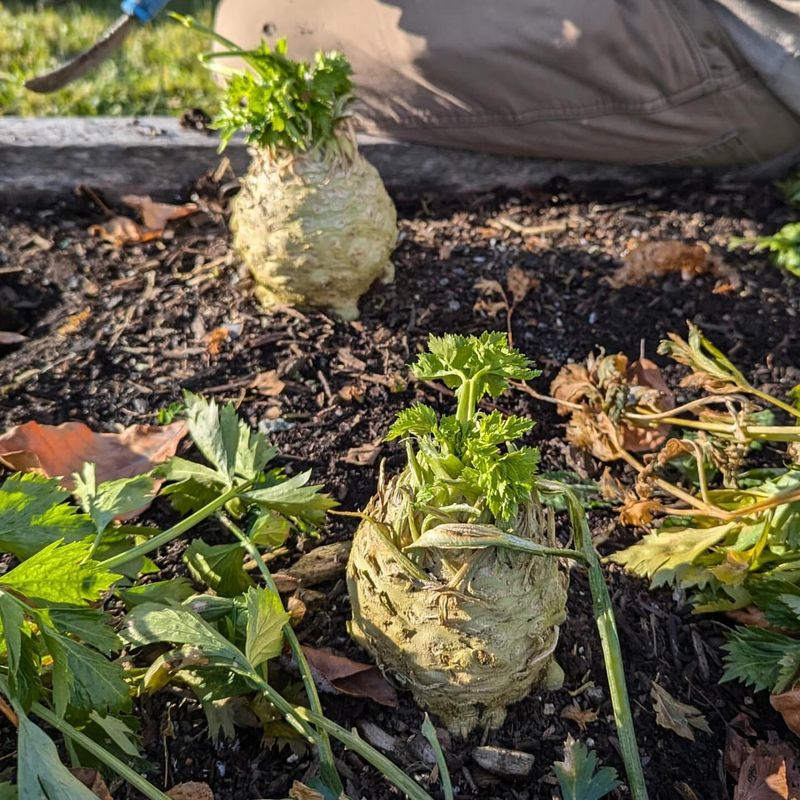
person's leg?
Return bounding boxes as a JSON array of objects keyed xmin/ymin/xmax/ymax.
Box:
[{"xmin": 213, "ymin": 0, "xmax": 800, "ymax": 165}]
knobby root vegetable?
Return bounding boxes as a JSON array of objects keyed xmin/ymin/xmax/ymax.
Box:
[
  {"xmin": 231, "ymin": 147, "xmax": 397, "ymax": 320},
  {"xmin": 347, "ymin": 474, "xmax": 568, "ymax": 736}
]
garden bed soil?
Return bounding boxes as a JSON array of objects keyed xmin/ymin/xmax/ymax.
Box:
[{"xmin": 1, "ymin": 174, "xmax": 799, "ymax": 800}]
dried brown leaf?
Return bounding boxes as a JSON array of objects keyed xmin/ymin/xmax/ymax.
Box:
[
  {"xmin": 506, "ymin": 265, "xmax": 539, "ymax": 303},
  {"xmin": 89, "ymin": 216, "xmax": 163, "ymax": 246},
  {"xmin": 651, "ymin": 681, "xmax": 711, "ymax": 741},
  {"xmin": 473, "ymin": 277, "xmax": 505, "ymax": 297},
  {"xmin": 301, "ymin": 645, "xmax": 399, "ymax": 707},
  {"xmin": 204, "ymin": 326, "xmax": 229, "ymax": 356},
  {"xmin": 121, "ymin": 194, "xmax": 199, "ymax": 230},
  {"xmin": 619, "ymin": 499, "xmax": 663, "ymax": 526},
  {"xmin": 733, "ymin": 740, "xmax": 800, "ymax": 800},
  {"xmin": 250, "ymin": 369, "xmax": 286, "ymax": 397},
  {"xmin": 167, "ymin": 782, "xmax": 214, "ymax": 800},
  {"xmin": 287, "ymin": 594, "xmax": 307, "ymax": 626},
  {"xmin": 288, "ymin": 781, "xmax": 325, "ymax": 800},
  {"xmin": 607, "ymin": 240, "xmax": 728, "ymax": 289},
  {"xmin": 344, "ymin": 441, "xmax": 383, "ymax": 466},
  {"xmin": 771, "ymin": 689, "xmax": 800, "ymax": 738},
  {"xmin": 281, "ymin": 541, "xmax": 351, "ymax": 587},
  {"xmin": 338, "ymin": 384, "xmax": 364, "ymax": 402},
  {"xmin": 0, "ymin": 419, "xmax": 187, "ymax": 490},
  {"xmin": 560, "ymin": 704, "xmax": 598, "ymax": 731}
]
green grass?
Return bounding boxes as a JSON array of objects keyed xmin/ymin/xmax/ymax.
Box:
[{"xmin": 0, "ymin": 0, "xmax": 219, "ymax": 116}]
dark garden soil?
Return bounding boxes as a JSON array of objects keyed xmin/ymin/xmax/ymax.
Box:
[{"xmin": 0, "ymin": 173, "xmax": 799, "ymax": 800}]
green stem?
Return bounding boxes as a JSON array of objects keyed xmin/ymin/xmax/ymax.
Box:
[
  {"xmin": 99, "ymin": 481, "xmax": 251, "ymax": 571},
  {"xmin": 30, "ymin": 701, "xmax": 172, "ymax": 800},
  {"xmin": 538, "ymin": 480, "xmax": 649, "ymax": 800},
  {"xmin": 291, "ymin": 704, "xmax": 436, "ymax": 800},
  {"xmin": 747, "ymin": 386, "xmax": 800, "ymax": 421},
  {"xmin": 218, "ymin": 515, "xmax": 343, "ymax": 795}
]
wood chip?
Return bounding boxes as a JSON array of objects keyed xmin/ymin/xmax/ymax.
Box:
[{"xmin": 472, "ymin": 745, "xmax": 536, "ymax": 777}]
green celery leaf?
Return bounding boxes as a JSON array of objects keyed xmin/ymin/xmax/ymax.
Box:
[
  {"xmin": 43, "ymin": 629, "xmax": 130, "ymax": 717},
  {"xmin": 249, "ymin": 510, "xmax": 292, "ymax": 549},
  {"xmin": 609, "ymin": 523, "xmax": 736, "ymax": 588},
  {"xmin": 246, "ymin": 470, "xmax": 337, "ymax": 526},
  {"xmin": 0, "ymin": 473, "xmax": 93, "ymax": 560},
  {"xmin": 0, "ymin": 541, "xmax": 120, "ymax": 605},
  {"xmin": 0, "ymin": 597, "xmax": 40, "ymax": 709},
  {"xmin": 44, "ymin": 608, "xmax": 121, "ymax": 654},
  {"xmin": 73, "ymin": 463, "xmax": 156, "ymax": 536},
  {"xmin": 117, "ymin": 578, "xmax": 195, "ymax": 609},
  {"xmin": 15, "ymin": 707, "xmax": 99, "ymax": 800},
  {"xmin": 184, "ymin": 392, "xmax": 240, "ymax": 483},
  {"xmin": 722, "ymin": 626, "xmax": 800, "ymax": 692},
  {"xmin": 245, "ymin": 586, "xmax": 289, "ymax": 668},
  {"xmin": 122, "ymin": 602, "xmax": 249, "ymax": 671},
  {"xmin": 183, "ymin": 540, "xmax": 252, "ymax": 597},
  {"xmin": 747, "ymin": 579, "xmax": 800, "ymax": 629},
  {"xmin": 386, "ymin": 404, "xmax": 438, "ymax": 441},
  {"xmin": 553, "ymin": 736, "xmax": 621, "ymax": 800},
  {"xmin": 88, "ymin": 711, "xmax": 142, "ymax": 759}
]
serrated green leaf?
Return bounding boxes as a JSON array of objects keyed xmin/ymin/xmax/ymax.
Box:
[
  {"xmin": 0, "ymin": 473, "xmax": 93, "ymax": 560},
  {"xmin": 245, "ymin": 587, "xmax": 289, "ymax": 668},
  {"xmin": 43, "ymin": 629, "xmax": 130, "ymax": 717},
  {"xmin": 246, "ymin": 470, "xmax": 337, "ymax": 525},
  {"xmin": 116, "ymin": 578, "xmax": 195, "ymax": 609},
  {"xmin": 386, "ymin": 404, "xmax": 438, "ymax": 441},
  {"xmin": 88, "ymin": 711, "xmax": 142, "ymax": 759},
  {"xmin": 122, "ymin": 603, "xmax": 248, "ymax": 670},
  {"xmin": 0, "ymin": 541, "xmax": 120, "ymax": 605},
  {"xmin": 249, "ymin": 511, "xmax": 292, "ymax": 549},
  {"xmin": 553, "ymin": 736, "xmax": 621, "ymax": 800},
  {"xmin": 15, "ymin": 706, "xmax": 99, "ymax": 800},
  {"xmin": 183, "ymin": 539, "xmax": 252, "ymax": 597},
  {"xmin": 44, "ymin": 608, "xmax": 121, "ymax": 655},
  {"xmin": 0, "ymin": 597, "xmax": 40, "ymax": 710},
  {"xmin": 609, "ymin": 523, "xmax": 735, "ymax": 587},
  {"xmin": 73, "ymin": 463, "xmax": 156, "ymax": 536},
  {"xmin": 722, "ymin": 626, "xmax": 800, "ymax": 692}
]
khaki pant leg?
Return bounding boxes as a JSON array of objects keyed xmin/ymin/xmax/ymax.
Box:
[{"xmin": 213, "ymin": 0, "xmax": 800, "ymax": 165}]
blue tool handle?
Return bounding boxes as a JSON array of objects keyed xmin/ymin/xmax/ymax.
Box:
[{"xmin": 120, "ymin": 0, "xmax": 169, "ymax": 23}]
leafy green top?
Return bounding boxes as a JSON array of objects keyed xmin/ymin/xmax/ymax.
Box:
[
  {"xmin": 730, "ymin": 221, "xmax": 800, "ymax": 277},
  {"xmin": 174, "ymin": 15, "xmax": 354, "ymax": 156},
  {"xmin": 388, "ymin": 333, "xmax": 541, "ymax": 523}
]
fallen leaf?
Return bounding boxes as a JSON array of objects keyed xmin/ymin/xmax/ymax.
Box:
[
  {"xmin": 344, "ymin": 442, "xmax": 383, "ymax": 466},
  {"xmin": 606, "ymin": 240, "xmax": 736, "ymax": 289},
  {"xmin": 287, "ymin": 594, "xmax": 307, "ymax": 626},
  {"xmin": 506, "ymin": 265, "xmax": 539, "ymax": 303},
  {"xmin": 57, "ymin": 308, "xmax": 91, "ymax": 336},
  {"xmin": 772, "ymin": 689, "xmax": 800, "ymax": 737},
  {"xmin": 0, "ymin": 331, "xmax": 26, "ymax": 345},
  {"xmin": 167, "ymin": 782, "xmax": 214, "ymax": 800},
  {"xmin": 301, "ymin": 646, "xmax": 398, "ymax": 707},
  {"xmin": 619, "ymin": 498, "xmax": 663, "ymax": 526},
  {"xmin": 70, "ymin": 768, "xmax": 113, "ymax": 800},
  {"xmin": 560, "ymin": 704, "xmax": 599, "ymax": 731},
  {"xmin": 338, "ymin": 384, "xmax": 364, "ymax": 403},
  {"xmin": 288, "ymin": 782, "xmax": 325, "ymax": 800},
  {"xmin": 0, "ymin": 419, "xmax": 187, "ymax": 490},
  {"xmin": 650, "ymin": 681, "xmax": 711, "ymax": 741},
  {"xmin": 204, "ymin": 326, "xmax": 229, "ymax": 356},
  {"xmin": 733, "ymin": 740, "xmax": 800, "ymax": 800},
  {"xmin": 121, "ymin": 195, "xmax": 199, "ymax": 230},
  {"xmin": 89, "ymin": 216, "xmax": 163, "ymax": 246},
  {"xmin": 250, "ymin": 370, "xmax": 286, "ymax": 397}
]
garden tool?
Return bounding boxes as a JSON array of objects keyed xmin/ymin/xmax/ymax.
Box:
[{"xmin": 25, "ymin": 0, "xmax": 170, "ymax": 93}]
